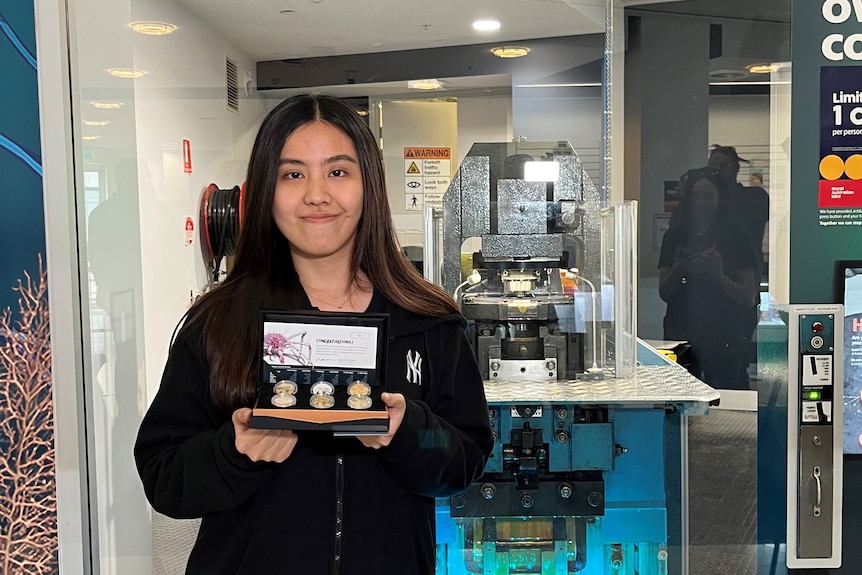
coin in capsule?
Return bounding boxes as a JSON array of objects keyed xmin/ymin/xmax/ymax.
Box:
[
  {"xmin": 274, "ymin": 381, "xmax": 297, "ymax": 395},
  {"xmin": 310, "ymin": 394, "xmax": 335, "ymax": 409},
  {"xmin": 310, "ymin": 381, "xmax": 335, "ymax": 396},
  {"xmin": 271, "ymin": 393, "xmax": 297, "ymax": 408},
  {"xmin": 347, "ymin": 381, "xmax": 371, "ymax": 396},
  {"xmin": 347, "ymin": 395, "xmax": 373, "ymax": 410}
]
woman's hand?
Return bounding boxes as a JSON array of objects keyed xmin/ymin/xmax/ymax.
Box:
[
  {"xmin": 357, "ymin": 392, "xmax": 406, "ymax": 449},
  {"xmin": 232, "ymin": 407, "xmax": 298, "ymax": 463},
  {"xmin": 699, "ymin": 247, "xmax": 724, "ymax": 279}
]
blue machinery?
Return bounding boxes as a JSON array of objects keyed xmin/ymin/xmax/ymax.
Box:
[{"xmin": 427, "ymin": 143, "xmax": 720, "ymax": 575}]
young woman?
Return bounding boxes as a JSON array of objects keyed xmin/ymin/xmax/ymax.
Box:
[
  {"xmin": 658, "ymin": 166, "xmax": 757, "ymax": 389},
  {"xmin": 134, "ymin": 94, "xmax": 493, "ymax": 574}
]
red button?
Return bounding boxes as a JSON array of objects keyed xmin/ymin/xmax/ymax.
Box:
[{"xmin": 812, "ymin": 322, "xmax": 824, "ymax": 333}]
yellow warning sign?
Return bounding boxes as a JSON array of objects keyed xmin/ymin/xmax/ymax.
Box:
[
  {"xmin": 404, "ymin": 147, "xmax": 451, "ymax": 159},
  {"xmin": 407, "ymin": 161, "xmax": 421, "ymax": 175}
]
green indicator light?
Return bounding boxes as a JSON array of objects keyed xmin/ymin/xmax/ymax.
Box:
[{"xmin": 806, "ymin": 391, "xmax": 821, "ymax": 400}]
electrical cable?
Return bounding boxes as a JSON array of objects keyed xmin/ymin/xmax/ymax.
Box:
[{"xmin": 568, "ymin": 268, "xmax": 601, "ymax": 373}]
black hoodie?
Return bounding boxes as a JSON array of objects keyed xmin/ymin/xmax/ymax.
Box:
[{"xmin": 134, "ymin": 291, "xmax": 493, "ymax": 574}]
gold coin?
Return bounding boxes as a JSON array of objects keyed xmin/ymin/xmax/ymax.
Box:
[
  {"xmin": 274, "ymin": 381, "xmax": 297, "ymax": 395},
  {"xmin": 347, "ymin": 395, "xmax": 373, "ymax": 410},
  {"xmin": 310, "ymin": 394, "xmax": 335, "ymax": 409},
  {"xmin": 347, "ymin": 381, "xmax": 371, "ymax": 396},
  {"xmin": 271, "ymin": 393, "xmax": 297, "ymax": 408},
  {"xmin": 845, "ymin": 154, "xmax": 862, "ymax": 180},
  {"xmin": 311, "ymin": 381, "xmax": 335, "ymax": 396},
  {"xmin": 819, "ymin": 154, "xmax": 845, "ymax": 180}
]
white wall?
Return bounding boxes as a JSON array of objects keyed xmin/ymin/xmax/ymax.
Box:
[
  {"xmin": 513, "ymin": 88, "xmax": 603, "ymax": 182},
  {"xmin": 131, "ymin": 0, "xmax": 266, "ymax": 407},
  {"xmin": 456, "ymin": 95, "xmax": 513, "ymax": 165}
]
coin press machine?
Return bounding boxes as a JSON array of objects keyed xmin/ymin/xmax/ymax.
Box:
[{"xmin": 428, "ymin": 142, "xmax": 720, "ymax": 575}]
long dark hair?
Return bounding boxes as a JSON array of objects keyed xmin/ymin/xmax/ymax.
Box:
[
  {"xmin": 179, "ymin": 94, "xmax": 459, "ymax": 412},
  {"xmin": 669, "ymin": 166, "xmax": 732, "ymax": 232}
]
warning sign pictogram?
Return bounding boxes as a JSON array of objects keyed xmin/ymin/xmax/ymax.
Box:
[
  {"xmin": 404, "ymin": 147, "xmax": 450, "ymax": 159},
  {"xmin": 407, "ymin": 161, "xmax": 421, "ymax": 175}
]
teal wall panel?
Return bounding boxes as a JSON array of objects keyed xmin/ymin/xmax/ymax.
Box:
[
  {"xmin": 789, "ymin": 2, "xmax": 862, "ymax": 573},
  {"xmin": 0, "ymin": 2, "xmax": 58, "ymax": 573}
]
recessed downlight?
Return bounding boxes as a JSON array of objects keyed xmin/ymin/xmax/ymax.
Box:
[
  {"xmin": 90, "ymin": 101, "xmax": 123, "ymax": 109},
  {"xmin": 473, "ymin": 19, "xmax": 501, "ymax": 31},
  {"xmin": 747, "ymin": 63, "xmax": 781, "ymax": 74},
  {"xmin": 84, "ymin": 120, "xmax": 111, "ymax": 127},
  {"xmin": 408, "ymin": 79, "xmax": 443, "ymax": 90},
  {"xmin": 491, "ymin": 46, "xmax": 530, "ymax": 59},
  {"xmin": 82, "ymin": 136, "xmax": 100, "ymax": 141},
  {"xmin": 108, "ymin": 68, "xmax": 147, "ymax": 79},
  {"xmin": 129, "ymin": 21, "xmax": 177, "ymax": 36}
]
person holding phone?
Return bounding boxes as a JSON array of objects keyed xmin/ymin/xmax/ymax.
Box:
[{"xmin": 658, "ymin": 167, "xmax": 758, "ymax": 389}]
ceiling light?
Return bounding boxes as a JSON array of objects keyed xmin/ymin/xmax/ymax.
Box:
[
  {"xmin": 408, "ymin": 79, "xmax": 443, "ymax": 90},
  {"xmin": 515, "ymin": 83, "xmax": 602, "ymax": 88},
  {"xmin": 90, "ymin": 101, "xmax": 123, "ymax": 109},
  {"xmin": 491, "ymin": 46, "xmax": 530, "ymax": 59},
  {"xmin": 473, "ymin": 20, "xmax": 501, "ymax": 31},
  {"xmin": 108, "ymin": 68, "xmax": 147, "ymax": 79},
  {"xmin": 129, "ymin": 21, "xmax": 177, "ymax": 36},
  {"xmin": 84, "ymin": 120, "xmax": 111, "ymax": 127},
  {"xmin": 82, "ymin": 136, "xmax": 100, "ymax": 141},
  {"xmin": 747, "ymin": 63, "xmax": 781, "ymax": 74},
  {"xmin": 710, "ymin": 81, "xmax": 791, "ymax": 86}
]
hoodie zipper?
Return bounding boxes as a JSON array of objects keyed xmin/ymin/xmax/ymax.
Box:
[{"xmin": 332, "ymin": 452, "xmax": 344, "ymax": 575}]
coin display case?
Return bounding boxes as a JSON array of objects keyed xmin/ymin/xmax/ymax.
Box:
[{"xmin": 250, "ymin": 311, "xmax": 390, "ymax": 435}]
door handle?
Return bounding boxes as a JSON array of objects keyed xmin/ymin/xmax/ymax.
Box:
[{"xmin": 813, "ymin": 466, "xmax": 822, "ymax": 517}]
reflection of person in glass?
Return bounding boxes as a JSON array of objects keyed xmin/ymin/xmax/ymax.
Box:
[
  {"xmin": 86, "ymin": 157, "xmax": 151, "ymax": 555},
  {"xmin": 707, "ymin": 145, "xmax": 768, "ymax": 282},
  {"xmin": 658, "ymin": 167, "xmax": 758, "ymax": 389},
  {"xmin": 708, "ymin": 145, "xmax": 769, "ymax": 386},
  {"xmin": 134, "ymin": 94, "xmax": 493, "ymax": 574}
]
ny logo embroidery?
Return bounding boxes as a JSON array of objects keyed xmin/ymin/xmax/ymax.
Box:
[{"xmin": 406, "ymin": 350, "xmax": 422, "ymax": 385}]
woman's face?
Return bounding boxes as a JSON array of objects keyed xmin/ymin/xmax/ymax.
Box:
[
  {"xmin": 690, "ymin": 178, "xmax": 719, "ymax": 221},
  {"xmin": 272, "ymin": 121, "xmax": 364, "ymax": 264}
]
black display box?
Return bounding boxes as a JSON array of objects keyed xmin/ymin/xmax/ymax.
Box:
[{"xmin": 250, "ymin": 310, "xmax": 390, "ymax": 435}]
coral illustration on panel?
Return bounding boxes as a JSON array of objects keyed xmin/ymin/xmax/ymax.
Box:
[
  {"xmin": 263, "ymin": 330, "xmax": 312, "ymax": 365},
  {"xmin": 0, "ymin": 256, "xmax": 58, "ymax": 574}
]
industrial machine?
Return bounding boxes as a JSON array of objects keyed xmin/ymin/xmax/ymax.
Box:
[{"xmin": 428, "ymin": 142, "xmax": 720, "ymax": 575}]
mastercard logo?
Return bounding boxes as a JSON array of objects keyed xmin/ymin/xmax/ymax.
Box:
[{"xmin": 820, "ymin": 153, "xmax": 862, "ymax": 180}]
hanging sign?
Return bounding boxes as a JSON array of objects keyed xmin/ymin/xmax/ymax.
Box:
[{"xmin": 403, "ymin": 147, "xmax": 451, "ymax": 211}]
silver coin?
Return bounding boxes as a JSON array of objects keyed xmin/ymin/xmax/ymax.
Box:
[
  {"xmin": 310, "ymin": 381, "xmax": 335, "ymax": 396},
  {"xmin": 347, "ymin": 381, "xmax": 371, "ymax": 397},
  {"xmin": 274, "ymin": 381, "xmax": 297, "ymax": 395},
  {"xmin": 310, "ymin": 394, "xmax": 335, "ymax": 409},
  {"xmin": 347, "ymin": 395, "xmax": 373, "ymax": 410},
  {"xmin": 271, "ymin": 393, "xmax": 297, "ymax": 408}
]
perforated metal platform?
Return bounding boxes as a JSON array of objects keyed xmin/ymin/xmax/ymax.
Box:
[{"xmin": 483, "ymin": 364, "xmax": 721, "ymax": 415}]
